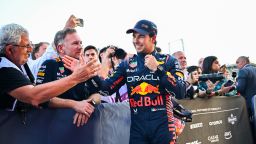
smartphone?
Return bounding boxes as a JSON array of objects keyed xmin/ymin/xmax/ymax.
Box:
[
  {"xmin": 224, "ymin": 80, "xmax": 234, "ymax": 87},
  {"xmin": 77, "ymin": 18, "xmax": 84, "ymax": 27}
]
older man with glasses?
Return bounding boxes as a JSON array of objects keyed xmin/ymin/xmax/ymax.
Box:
[{"xmin": 0, "ymin": 24, "xmax": 99, "ymax": 119}]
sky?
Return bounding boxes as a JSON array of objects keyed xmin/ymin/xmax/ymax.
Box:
[{"xmin": 1, "ymin": 0, "xmax": 255, "ymax": 66}]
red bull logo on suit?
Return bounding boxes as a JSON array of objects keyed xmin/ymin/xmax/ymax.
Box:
[{"xmin": 131, "ymin": 82, "xmax": 160, "ymax": 95}]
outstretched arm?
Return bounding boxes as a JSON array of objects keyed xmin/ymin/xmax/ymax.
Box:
[{"xmin": 9, "ymin": 55, "xmax": 100, "ymax": 107}]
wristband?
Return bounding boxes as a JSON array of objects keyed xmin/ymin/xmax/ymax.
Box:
[
  {"xmin": 155, "ymin": 65, "xmax": 165, "ymax": 76},
  {"xmin": 89, "ymin": 100, "xmax": 96, "ymax": 107}
]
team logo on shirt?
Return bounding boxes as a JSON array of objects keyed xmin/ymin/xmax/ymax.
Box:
[
  {"xmin": 167, "ymin": 72, "xmax": 176, "ymax": 86},
  {"xmin": 175, "ymin": 71, "xmax": 184, "ymax": 79},
  {"xmin": 130, "ymin": 82, "xmax": 160, "ymax": 95},
  {"xmin": 129, "ymin": 58, "xmax": 137, "ymax": 68},
  {"xmin": 157, "ymin": 61, "xmax": 164, "ymax": 65},
  {"xmin": 37, "ymin": 72, "xmax": 45, "ymax": 77},
  {"xmin": 59, "ymin": 67, "xmax": 65, "ymax": 73}
]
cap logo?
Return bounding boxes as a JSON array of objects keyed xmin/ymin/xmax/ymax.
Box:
[{"xmin": 141, "ymin": 24, "xmax": 149, "ymax": 29}]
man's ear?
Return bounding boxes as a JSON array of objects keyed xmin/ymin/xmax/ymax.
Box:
[
  {"xmin": 5, "ymin": 45, "xmax": 14, "ymax": 56},
  {"xmin": 151, "ymin": 35, "xmax": 157, "ymax": 43},
  {"xmin": 56, "ymin": 44, "xmax": 63, "ymax": 54}
]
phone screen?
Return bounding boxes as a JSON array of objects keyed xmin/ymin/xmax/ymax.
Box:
[{"xmin": 224, "ymin": 80, "xmax": 234, "ymax": 87}]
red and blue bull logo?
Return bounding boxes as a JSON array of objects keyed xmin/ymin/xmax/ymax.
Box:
[{"xmin": 130, "ymin": 82, "xmax": 160, "ymax": 95}]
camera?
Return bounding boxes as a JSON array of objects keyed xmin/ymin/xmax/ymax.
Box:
[
  {"xmin": 108, "ymin": 46, "xmax": 127, "ymax": 60},
  {"xmin": 232, "ymin": 71, "xmax": 237, "ymax": 78},
  {"xmin": 198, "ymin": 73, "xmax": 225, "ymax": 81}
]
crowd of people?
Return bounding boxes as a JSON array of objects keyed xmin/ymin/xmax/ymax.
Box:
[{"xmin": 0, "ymin": 14, "xmax": 256, "ymax": 143}]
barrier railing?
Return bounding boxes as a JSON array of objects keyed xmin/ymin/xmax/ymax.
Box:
[{"xmin": 0, "ymin": 96, "xmax": 253, "ymax": 144}]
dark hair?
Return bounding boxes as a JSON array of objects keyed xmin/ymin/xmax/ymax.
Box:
[
  {"xmin": 98, "ymin": 45, "xmax": 127, "ymax": 63},
  {"xmin": 84, "ymin": 45, "xmax": 98, "ymax": 55},
  {"xmin": 202, "ymin": 56, "xmax": 217, "ymax": 74},
  {"xmin": 155, "ymin": 47, "xmax": 161, "ymax": 53},
  {"xmin": 98, "ymin": 47, "xmax": 108, "ymax": 62},
  {"xmin": 113, "ymin": 48, "xmax": 127, "ymax": 60},
  {"xmin": 31, "ymin": 42, "xmax": 49, "ymax": 60},
  {"xmin": 187, "ymin": 65, "xmax": 199, "ymax": 74},
  {"xmin": 54, "ymin": 28, "xmax": 77, "ymax": 48}
]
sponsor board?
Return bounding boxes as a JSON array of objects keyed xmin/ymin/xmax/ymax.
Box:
[
  {"xmin": 190, "ymin": 122, "xmax": 203, "ymax": 129},
  {"xmin": 208, "ymin": 135, "xmax": 219, "ymax": 143}
]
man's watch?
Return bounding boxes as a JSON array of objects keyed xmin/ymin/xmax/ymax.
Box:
[
  {"xmin": 155, "ymin": 65, "xmax": 165, "ymax": 76},
  {"xmin": 157, "ymin": 65, "xmax": 164, "ymax": 72},
  {"xmin": 89, "ymin": 100, "xmax": 96, "ymax": 107}
]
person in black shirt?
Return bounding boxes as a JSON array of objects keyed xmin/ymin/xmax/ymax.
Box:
[
  {"xmin": 0, "ymin": 24, "xmax": 99, "ymax": 117},
  {"xmin": 36, "ymin": 28, "xmax": 99, "ymax": 127}
]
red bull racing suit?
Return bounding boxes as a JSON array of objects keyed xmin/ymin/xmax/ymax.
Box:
[{"xmin": 89, "ymin": 51, "xmax": 186, "ymax": 144}]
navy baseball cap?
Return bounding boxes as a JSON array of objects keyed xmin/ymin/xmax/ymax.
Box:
[{"xmin": 126, "ymin": 20, "xmax": 157, "ymax": 36}]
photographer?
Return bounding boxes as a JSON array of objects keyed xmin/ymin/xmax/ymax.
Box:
[
  {"xmin": 185, "ymin": 66, "xmax": 200, "ymax": 99},
  {"xmin": 98, "ymin": 45, "xmax": 129, "ymax": 103},
  {"xmin": 198, "ymin": 56, "xmax": 235, "ymax": 97}
]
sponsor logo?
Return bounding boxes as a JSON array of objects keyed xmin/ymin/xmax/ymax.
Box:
[
  {"xmin": 55, "ymin": 57, "xmax": 61, "ymax": 62},
  {"xmin": 37, "ymin": 72, "xmax": 45, "ymax": 77},
  {"xmin": 174, "ymin": 61, "xmax": 180, "ymax": 69},
  {"xmin": 175, "ymin": 71, "xmax": 184, "ymax": 79},
  {"xmin": 57, "ymin": 77, "xmax": 62, "ymax": 80},
  {"xmin": 141, "ymin": 24, "xmax": 149, "ymax": 29},
  {"xmin": 132, "ymin": 108, "xmax": 138, "ymax": 114},
  {"xmin": 40, "ymin": 65, "xmax": 46, "ymax": 69},
  {"xmin": 186, "ymin": 140, "xmax": 202, "ymax": 144},
  {"xmin": 129, "ymin": 60, "xmax": 137, "ymax": 68},
  {"xmin": 110, "ymin": 76, "xmax": 124, "ymax": 89},
  {"xmin": 158, "ymin": 56, "xmax": 166, "ymax": 61},
  {"xmin": 224, "ymin": 131, "xmax": 232, "ymax": 140},
  {"xmin": 126, "ymin": 68, "xmax": 138, "ymax": 73},
  {"xmin": 38, "ymin": 69, "xmax": 45, "ymax": 73},
  {"xmin": 208, "ymin": 135, "xmax": 219, "ymax": 143},
  {"xmin": 209, "ymin": 120, "xmax": 222, "ymax": 126},
  {"xmin": 157, "ymin": 61, "xmax": 164, "ymax": 65},
  {"xmin": 129, "ymin": 95, "xmax": 163, "ymax": 108},
  {"xmin": 166, "ymin": 72, "xmax": 176, "ymax": 86},
  {"xmin": 190, "ymin": 122, "xmax": 203, "ymax": 129},
  {"xmin": 36, "ymin": 79, "xmax": 43, "ymax": 83},
  {"xmin": 131, "ymin": 82, "xmax": 160, "ymax": 95},
  {"xmin": 151, "ymin": 107, "xmax": 166, "ymax": 112},
  {"xmin": 127, "ymin": 74, "xmax": 159, "ymax": 82},
  {"xmin": 59, "ymin": 67, "xmax": 65, "ymax": 73},
  {"xmin": 228, "ymin": 114, "xmax": 237, "ymax": 125}
]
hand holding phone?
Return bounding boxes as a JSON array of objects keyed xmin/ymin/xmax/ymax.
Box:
[
  {"xmin": 224, "ymin": 80, "xmax": 234, "ymax": 87},
  {"xmin": 77, "ymin": 18, "xmax": 84, "ymax": 27}
]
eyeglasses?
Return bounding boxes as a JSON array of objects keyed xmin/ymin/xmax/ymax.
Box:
[
  {"xmin": 5, "ymin": 41, "xmax": 33, "ymax": 49},
  {"xmin": 11, "ymin": 44, "xmax": 33, "ymax": 49}
]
